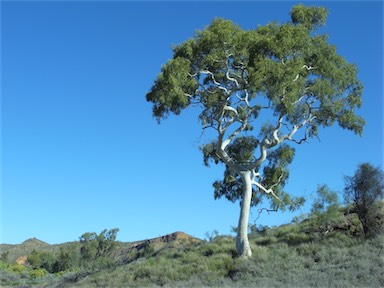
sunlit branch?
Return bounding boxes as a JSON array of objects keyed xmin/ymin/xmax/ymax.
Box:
[
  {"xmin": 252, "ymin": 181, "xmax": 279, "ymax": 200},
  {"xmin": 226, "ymin": 71, "xmax": 240, "ymax": 88},
  {"xmin": 200, "ymin": 70, "xmax": 230, "ymax": 95},
  {"xmin": 219, "ymin": 117, "xmax": 248, "ymax": 151},
  {"xmin": 235, "ymin": 89, "xmax": 251, "ymax": 108},
  {"xmin": 250, "ymin": 170, "xmax": 285, "ymax": 200},
  {"xmin": 293, "ymin": 64, "xmax": 317, "ymax": 82}
]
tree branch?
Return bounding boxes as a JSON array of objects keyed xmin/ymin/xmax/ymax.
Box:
[
  {"xmin": 226, "ymin": 71, "xmax": 240, "ymax": 88},
  {"xmin": 201, "ymin": 70, "xmax": 230, "ymax": 95},
  {"xmin": 293, "ymin": 64, "xmax": 317, "ymax": 82},
  {"xmin": 252, "ymin": 181, "xmax": 280, "ymax": 200},
  {"xmin": 250, "ymin": 169, "xmax": 285, "ymax": 200}
]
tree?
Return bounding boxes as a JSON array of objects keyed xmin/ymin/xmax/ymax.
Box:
[
  {"xmin": 52, "ymin": 247, "xmax": 77, "ymax": 273},
  {"xmin": 146, "ymin": 5, "xmax": 364, "ymax": 257},
  {"xmin": 311, "ymin": 185, "xmax": 339, "ymax": 215},
  {"xmin": 310, "ymin": 185, "xmax": 342, "ymax": 234},
  {"xmin": 27, "ymin": 250, "xmax": 55, "ymax": 273},
  {"xmin": 344, "ymin": 163, "xmax": 384, "ymax": 237},
  {"xmin": 79, "ymin": 228, "xmax": 119, "ymax": 268}
]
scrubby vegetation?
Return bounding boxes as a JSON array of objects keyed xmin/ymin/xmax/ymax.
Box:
[
  {"xmin": 1, "ymin": 200, "xmax": 383, "ymax": 287},
  {"xmin": 1, "ymin": 164, "xmax": 382, "ymax": 287}
]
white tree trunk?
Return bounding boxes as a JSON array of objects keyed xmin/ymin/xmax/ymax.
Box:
[{"xmin": 236, "ymin": 170, "xmax": 253, "ymax": 258}]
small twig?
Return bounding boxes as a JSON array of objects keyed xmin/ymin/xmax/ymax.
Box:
[{"xmin": 251, "ymin": 207, "xmax": 279, "ymax": 227}]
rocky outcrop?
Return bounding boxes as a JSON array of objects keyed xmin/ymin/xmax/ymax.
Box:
[{"xmin": 15, "ymin": 255, "xmax": 28, "ymax": 265}]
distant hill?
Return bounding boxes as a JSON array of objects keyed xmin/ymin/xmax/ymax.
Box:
[
  {"xmin": 21, "ymin": 237, "xmax": 49, "ymax": 246},
  {"xmin": 0, "ymin": 237, "xmax": 50, "ymax": 263},
  {"xmin": 0, "ymin": 231, "xmax": 201, "ymax": 264}
]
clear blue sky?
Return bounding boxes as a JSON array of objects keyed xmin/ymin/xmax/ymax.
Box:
[{"xmin": 1, "ymin": 1, "xmax": 383, "ymax": 244}]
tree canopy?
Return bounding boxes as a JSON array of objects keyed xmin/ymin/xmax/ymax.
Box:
[
  {"xmin": 79, "ymin": 228, "xmax": 119, "ymax": 267},
  {"xmin": 146, "ymin": 4, "xmax": 364, "ymax": 257},
  {"xmin": 147, "ymin": 5, "xmax": 364, "ymax": 206}
]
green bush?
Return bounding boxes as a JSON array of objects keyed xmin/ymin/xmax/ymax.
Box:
[
  {"xmin": 27, "ymin": 250, "xmax": 55, "ymax": 272},
  {"xmin": 51, "ymin": 247, "xmax": 78, "ymax": 273},
  {"xmin": 0, "ymin": 260, "xmax": 9, "ymax": 269},
  {"xmin": 29, "ymin": 268, "xmax": 47, "ymax": 278},
  {"xmin": 7, "ymin": 263, "xmax": 26, "ymax": 274}
]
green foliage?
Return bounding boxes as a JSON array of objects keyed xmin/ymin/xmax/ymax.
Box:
[
  {"xmin": 210, "ymin": 140, "xmax": 304, "ymax": 211},
  {"xmin": 200, "ymin": 140, "xmax": 220, "ymax": 167},
  {"xmin": 27, "ymin": 250, "xmax": 55, "ymax": 273},
  {"xmin": 51, "ymin": 247, "xmax": 78, "ymax": 273},
  {"xmin": 146, "ymin": 7, "xmax": 364, "ymax": 258},
  {"xmin": 0, "ymin": 260, "xmax": 8, "ymax": 270},
  {"xmin": 29, "ymin": 268, "xmax": 47, "ymax": 278},
  {"xmin": 2, "ymin": 218, "xmax": 384, "ymax": 287},
  {"xmin": 79, "ymin": 228, "xmax": 119, "ymax": 269},
  {"xmin": 262, "ymin": 144, "xmax": 302, "ymax": 211},
  {"xmin": 311, "ymin": 184, "xmax": 339, "ymax": 214},
  {"xmin": 66, "ymin": 230, "xmax": 383, "ymax": 288},
  {"xmin": 147, "ymin": 4, "xmax": 364, "ymax": 218},
  {"xmin": 146, "ymin": 57, "xmax": 196, "ymax": 121},
  {"xmin": 291, "ymin": 5, "xmax": 328, "ymax": 30},
  {"xmin": 227, "ymin": 136, "xmax": 259, "ymax": 164},
  {"xmin": 212, "ymin": 164, "xmax": 261, "ymax": 206},
  {"xmin": 309, "ymin": 184, "xmax": 343, "ymax": 233},
  {"xmin": 344, "ymin": 163, "xmax": 384, "ymax": 237},
  {"xmin": 148, "ymin": 5, "xmax": 364, "ymax": 132},
  {"xmin": 7, "ymin": 263, "xmax": 26, "ymax": 274}
]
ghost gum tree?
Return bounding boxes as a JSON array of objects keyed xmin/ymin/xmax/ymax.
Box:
[{"xmin": 146, "ymin": 5, "xmax": 365, "ymax": 258}]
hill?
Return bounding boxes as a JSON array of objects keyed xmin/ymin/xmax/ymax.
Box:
[
  {"xmin": 0, "ymin": 238, "xmax": 50, "ymax": 263},
  {"xmin": 1, "ymin": 205, "xmax": 383, "ymax": 287},
  {"xmin": 0, "ymin": 231, "xmax": 201, "ymax": 268}
]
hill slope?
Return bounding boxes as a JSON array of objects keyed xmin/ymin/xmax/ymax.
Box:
[
  {"xmin": 0, "ymin": 231, "xmax": 201, "ymax": 265},
  {"xmin": 1, "ymin": 205, "xmax": 383, "ymax": 287},
  {"xmin": 0, "ymin": 238, "xmax": 50, "ymax": 263}
]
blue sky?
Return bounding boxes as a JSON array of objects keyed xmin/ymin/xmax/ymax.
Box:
[{"xmin": 1, "ymin": 1, "xmax": 383, "ymax": 244}]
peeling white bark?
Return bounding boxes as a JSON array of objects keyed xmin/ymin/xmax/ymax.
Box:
[
  {"xmin": 223, "ymin": 105, "xmax": 238, "ymax": 116},
  {"xmin": 236, "ymin": 171, "xmax": 253, "ymax": 258}
]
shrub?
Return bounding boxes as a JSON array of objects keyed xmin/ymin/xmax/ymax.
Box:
[
  {"xmin": 27, "ymin": 250, "xmax": 55, "ymax": 273},
  {"xmin": 7, "ymin": 263, "xmax": 26, "ymax": 274},
  {"xmin": 0, "ymin": 260, "xmax": 9, "ymax": 269},
  {"xmin": 255, "ymin": 235, "xmax": 278, "ymax": 246},
  {"xmin": 52, "ymin": 247, "xmax": 78, "ymax": 273},
  {"xmin": 29, "ymin": 268, "xmax": 47, "ymax": 278}
]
